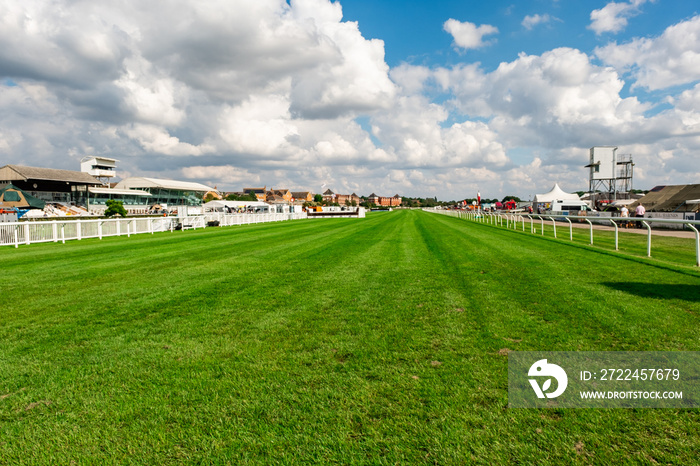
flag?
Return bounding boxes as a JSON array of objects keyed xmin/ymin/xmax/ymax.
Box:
[{"xmin": 477, "ymin": 191, "xmax": 481, "ymax": 204}]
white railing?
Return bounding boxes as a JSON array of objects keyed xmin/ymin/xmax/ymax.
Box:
[
  {"xmin": 427, "ymin": 209, "xmax": 700, "ymax": 267},
  {"xmin": 0, "ymin": 212, "xmax": 308, "ymax": 248}
]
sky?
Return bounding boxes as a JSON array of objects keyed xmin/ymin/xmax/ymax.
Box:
[{"xmin": 1, "ymin": 0, "xmax": 699, "ymax": 201}]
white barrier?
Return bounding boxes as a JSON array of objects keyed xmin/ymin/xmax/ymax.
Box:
[
  {"xmin": 426, "ymin": 209, "xmax": 700, "ymax": 267},
  {"xmin": 0, "ymin": 212, "xmax": 309, "ymax": 248}
]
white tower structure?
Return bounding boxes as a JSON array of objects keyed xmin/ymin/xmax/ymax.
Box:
[
  {"xmin": 80, "ymin": 156, "xmax": 118, "ymax": 185},
  {"xmin": 585, "ymin": 146, "xmax": 634, "ymax": 205}
]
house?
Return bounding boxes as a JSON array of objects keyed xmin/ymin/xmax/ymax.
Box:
[
  {"xmin": 243, "ymin": 187, "xmax": 267, "ymax": 202},
  {"xmin": 266, "ymin": 188, "xmax": 292, "ymax": 204},
  {"xmin": 291, "ymin": 191, "xmax": 314, "ymax": 204},
  {"xmin": 322, "ymin": 189, "xmax": 336, "ymax": 203},
  {"xmin": 323, "ymin": 189, "xmax": 361, "ymax": 205},
  {"xmin": 203, "ymin": 186, "xmax": 222, "ymax": 201},
  {"xmin": 336, "ymin": 192, "xmax": 361, "ymax": 205},
  {"xmin": 367, "ymin": 192, "xmax": 402, "ymax": 207}
]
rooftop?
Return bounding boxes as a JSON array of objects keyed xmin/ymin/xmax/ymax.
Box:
[{"xmin": 0, "ymin": 164, "xmax": 103, "ymax": 185}]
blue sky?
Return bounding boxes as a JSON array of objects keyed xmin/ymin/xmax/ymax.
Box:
[
  {"xmin": 1, "ymin": 0, "xmax": 699, "ymax": 200},
  {"xmin": 343, "ymin": 1, "xmax": 697, "ymax": 69}
]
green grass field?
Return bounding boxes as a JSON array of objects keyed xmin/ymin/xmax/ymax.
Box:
[{"xmin": 1, "ymin": 210, "xmax": 699, "ymax": 464}]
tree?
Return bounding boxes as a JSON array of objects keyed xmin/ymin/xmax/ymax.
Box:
[
  {"xmin": 104, "ymin": 199, "xmax": 128, "ymax": 217},
  {"xmin": 314, "ymin": 194, "xmax": 323, "ymax": 203},
  {"xmin": 226, "ymin": 192, "xmax": 257, "ymax": 202},
  {"xmin": 501, "ymin": 195, "xmax": 522, "ymax": 203}
]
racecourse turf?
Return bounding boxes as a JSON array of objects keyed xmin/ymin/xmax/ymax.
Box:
[{"xmin": 1, "ymin": 209, "xmax": 699, "ymax": 464}]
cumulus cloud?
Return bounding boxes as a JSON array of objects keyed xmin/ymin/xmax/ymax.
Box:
[
  {"xmin": 0, "ymin": 0, "xmax": 699, "ymax": 200},
  {"xmin": 589, "ymin": 0, "xmax": 650, "ymax": 35},
  {"xmin": 443, "ymin": 19, "xmax": 498, "ymax": 50},
  {"xmin": 595, "ymin": 15, "xmax": 700, "ymax": 90},
  {"xmin": 442, "ymin": 47, "xmax": 649, "ymax": 139}
]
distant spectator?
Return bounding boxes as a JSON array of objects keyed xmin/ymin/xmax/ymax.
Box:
[
  {"xmin": 634, "ymin": 203, "xmax": 646, "ymax": 228},
  {"xmin": 620, "ymin": 205, "xmax": 629, "ymax": 228}
]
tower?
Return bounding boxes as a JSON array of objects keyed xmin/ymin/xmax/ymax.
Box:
[{"xmin": 585, "ymin": 146, "xmax": 634, "ymax": 205}]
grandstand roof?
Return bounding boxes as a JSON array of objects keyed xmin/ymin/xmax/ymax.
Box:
[
  {"xmin": 115, "ymin": 177, "xmax": 213, "ymax": 192},
  {"xmin": 630, "ymin": 184, "xmax": 700, "ymax": 212},
  {"xmin": 0, "ymin": 164, "xmax": 102, "ymax": 185}
]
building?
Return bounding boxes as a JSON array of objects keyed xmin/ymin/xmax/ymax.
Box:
[
  {"xmin": 0, "ymin": 164, "xmax": 102, "ymax": 207},
  {"xmin": 630, "ymin": 184, "xmax": 700, "ymax": 213},
  {"xmin": 291, "ymin": 191, "xmax": 313, "ymax": 204},
  {"xmin": 322, "ymin": 189, "xmax": 361, "ymax": 205},
  {"xmin": 336, "ymin": 192, "xmax": 361, "ymax": 205},
  {"xmin": 266, "ymin": 188, "xmax": 292, "ymax": 204},
  {"xmin": 243, "ymin": 187, "xmax": 267, "ymax": 202},
  {"xmin": 80, "ymin": 156, "xmax": 118, "ymax": 184},
  {"xmin": 108, "ymin": 177, "xmax": 214, "ymax": 214},
  {"xmin": 367, "ymin": 193, "xmax": 402, "ymax": 207},
  {"xmin": 0, "ymin": 183, "xmax": 45, "ymax": 210},
  {"xmin": 203, "ymin": 187, "xmax": 222, "ymax": 201}
]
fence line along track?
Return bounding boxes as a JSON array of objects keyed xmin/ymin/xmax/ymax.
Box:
[
  {"xmin": 426, "ymin": 209, "xmax": 700, "ymax": 268},
  {"xmin": 0, "ymin": 212, "xmax": 308, "ymax": 249}
]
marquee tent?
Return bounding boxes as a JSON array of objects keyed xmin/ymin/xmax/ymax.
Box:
[
  {"xmin": 203, "ymin": 200, "xmax": 273, "ymax": 213},
  {"xmin": 0, "ymin": 183, "xmax": 45, "ymax": 210},
  {"xmin": 533, "ymin": 183, "xmax": 580, "ymax": 204}
]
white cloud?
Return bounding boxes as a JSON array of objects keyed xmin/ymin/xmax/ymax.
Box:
[
  {"xmin": 125, "ymin": 124, "xmax": 214, "ymax": 156},
  {"xmin": 522, "ymin": 14, "xmax": 557, "ymax": 30},
  {"xmin": 1, "ymin": 0, "xmax": 699, "ymax": 200},
  {"xmin": 443, "ymin": 19, "xmax": 498, "ymax": 50},
  {"xmin": 589, "ymin": 0, "xmax": 650, "ymax": 35},
  {"xmin": 444, "ymin": 48, "xmax": 648, "ymax": 135},
  {"xmin": 182, "ymin": 165, "xmax": 262, "ymax": 187},
  {"xmin": 595, "ymin": 15, "xmax": 700, "ymax": 90}
]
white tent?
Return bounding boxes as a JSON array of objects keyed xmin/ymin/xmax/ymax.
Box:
[
  {"xmin": 203, "ymin": 200, "xmax": 271, "ymax": 212},
  {"xmin": 533, "ymin": 183, "xmax": 580, "ymax": 204}
]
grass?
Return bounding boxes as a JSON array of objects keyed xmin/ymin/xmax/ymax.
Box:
[
  {"xmin": 477, "ymin": 213, "xmax": 699, "ymax": 267},
  {"xmin": 1, "ymin": 210, "xmax": 699, "ymax": 464}
]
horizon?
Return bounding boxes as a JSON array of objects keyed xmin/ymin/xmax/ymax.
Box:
[{"xmin": 1, "ymin": 0, "xmax": 699, "ymax": 200}]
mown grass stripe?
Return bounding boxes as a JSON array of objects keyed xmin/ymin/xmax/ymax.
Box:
[{"xmin": 1, "ymin": 210, "xmax": 698, "ymax": 464}]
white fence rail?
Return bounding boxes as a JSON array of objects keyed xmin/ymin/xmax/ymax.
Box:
[
  {"xmin": 1, "ymin": 212, "xmax": 308, "ymax": 248},
  {"xmin": 427, "ymin": 209, "xmax": 700, "ymax": 267}
]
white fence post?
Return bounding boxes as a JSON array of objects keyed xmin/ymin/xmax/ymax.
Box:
[
  {"xmin": 643, "ymin": 221, "xmax": 652, "ymax": 257},
  {"xmin": 687, "ymin": 223, "xmax": 699, "ymax": 267},
  {"xmin": 585, "ymin": 219, "xmax": 593, "ymax": 245},
  {"xmin": 24, "ymin": 223, "xmax": 30, "ymax": 245}
]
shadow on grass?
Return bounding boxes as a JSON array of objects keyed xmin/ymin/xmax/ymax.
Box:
[{"xmin": 602, "ymin": 282, "xmax": 700, "ymax": 302}]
